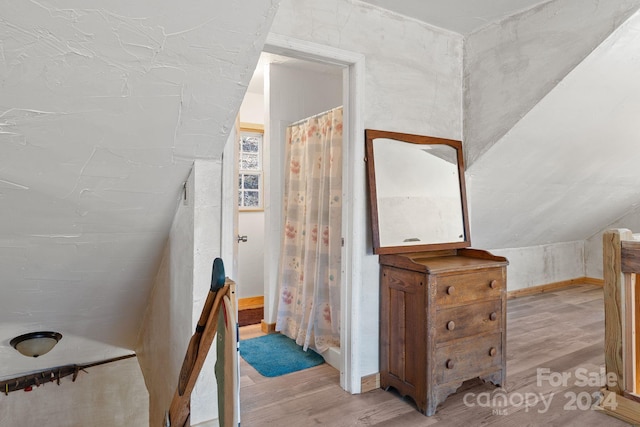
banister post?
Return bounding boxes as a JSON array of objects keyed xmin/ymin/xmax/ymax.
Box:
[{"xmin": 603, "ymin": 228, "xmax": 632, "ymax": 395}]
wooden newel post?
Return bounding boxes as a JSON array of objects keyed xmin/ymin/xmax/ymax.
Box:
[
  {"xmin": 599, "ymin": 229, "xmax": 640, "ymax": 424},
  {"xmin": 603, "ymin": 228, "xmax": 632, "ymax": 395}
]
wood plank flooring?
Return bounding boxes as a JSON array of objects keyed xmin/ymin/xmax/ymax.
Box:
[{"xmin": 239, "ymin": 284, "xmax": 632, "ymax": 426}]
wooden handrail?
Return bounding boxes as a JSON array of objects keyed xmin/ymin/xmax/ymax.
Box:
[
  {"xmin": 167, "ymin": 280, "xmax": 234, "ymax": 427},
  {"xmin": 600, "ymin": 229, "xmax": 640, "ymax": 423},
  {"xmin": 603, "ymin": 228, "xmax": 631, "ymax": 395},
  {"xmin": 0, "ymin": 354, "xmax": 136, "ymax": 395},
  {"xmin": 169, "ymin": 283, "xmax": 229, "ymax": 426}
]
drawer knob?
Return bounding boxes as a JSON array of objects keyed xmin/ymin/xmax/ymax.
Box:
[
  {"xmin": 446, "ymin": 359, "xmax": 454, "ymax": 369},
  {"xmin": 446, "ymin": 286, "xmax": 455, "ymax": 295},
  {"xmin": 446, "ymin": 321, "xmax": 455, "ymax": 331},
  {"xmin": 489, "ymin": 347, "xmax": 497, "ymax": 357},
  {"xmin": 490, "ymin": 280, "xmax": 498, "ymax": 289},
  {"xmin": 489, "ymin": 312, "xmax": 498, "ymax": 321}
]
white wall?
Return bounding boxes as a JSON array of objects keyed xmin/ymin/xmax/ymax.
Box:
[
  {"xmin": 491, "ymin": 241, "xmax": 584, "ymax": 291},
  {"xmin": 137, "ymin": 160, "xmax": 223, "ymax": 426},
  {"xmin": 271, "ymin": 3, "xmax": 463, "ymax": 137},
  {"xmin": 270, "ymin": 0, "xmax": 463, "ymax": 390},
  {"xmin": 0, "ymin": 357, "xmax": 148, "ymax": 427},
  {"xmin": 190, "ymin": 160, "xmax": 223, "ymax": 426},
  {"xmin": 137, "ymin": 170, "xmax": 195, "ymax": 427},
  {"xmin": 240, "ymin": 92, "xmax": 266, "ymax": 125},
  {"xmin": 585, "ymin": 206, "xmax": 640, "ymax": 279}
]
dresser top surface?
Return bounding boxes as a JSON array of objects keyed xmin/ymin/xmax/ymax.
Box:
[{"xmin": 379, "ymin": 249, "xmax": 508, "ymax": 273}]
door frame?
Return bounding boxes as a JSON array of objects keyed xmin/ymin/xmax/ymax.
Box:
[{"xmin": 222, "ymin": 34, "xmax": 365, "ymax": 393}]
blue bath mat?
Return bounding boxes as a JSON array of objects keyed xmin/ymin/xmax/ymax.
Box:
[{"xmin": 239, "ymin": 333, "xmax": 324, "ymax": 377}]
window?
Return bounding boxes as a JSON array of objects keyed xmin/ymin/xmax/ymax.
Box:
[{"xmin": 238, "ymin": 126, "xmax": 263, "ymax": 210}]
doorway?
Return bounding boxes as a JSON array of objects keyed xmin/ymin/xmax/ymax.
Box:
[
  {"xmin": 236, "ymin": 50, "xmax": 345, "ymax": 352},
  {"xmin": 222, "ymin": 36, "xmax": 365, "ymax": 393}
]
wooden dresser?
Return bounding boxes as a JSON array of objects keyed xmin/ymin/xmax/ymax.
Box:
[
  {"xmin": 364, "ymin": 129, "xmax": 509, "ymax": 416},
  {"xmin": 379, "ymin": 248, "xmax": 508, "ymax": 416}
]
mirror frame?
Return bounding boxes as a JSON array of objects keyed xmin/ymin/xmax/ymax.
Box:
[{"xmin": 365, "ymin": 129, "xmax": 471, "ymax": 254}]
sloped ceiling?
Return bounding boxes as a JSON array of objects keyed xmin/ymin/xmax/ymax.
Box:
[
  {"xmin": 469, "ymin": 9, "xmax": 640, "ymax": 249},
  {"xmin": 0, "ymin": 1, "xmax": 278, "ymax": 378},
  {"xmin": 360, "ymin": 0, "xmax": 550, "ymax": 34}
]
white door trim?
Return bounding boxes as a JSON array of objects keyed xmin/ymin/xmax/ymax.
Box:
[{"xmin": 262, "ymin": 33, "xmax": 365, "ymax": 394}]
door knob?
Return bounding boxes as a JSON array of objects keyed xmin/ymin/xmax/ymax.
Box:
[{"xmin": 237, "ymin": 235, "xmax": 248, "ymax": 243}]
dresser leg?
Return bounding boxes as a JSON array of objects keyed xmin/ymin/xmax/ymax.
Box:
[
  {"xmin": 426, "ymin": 381, "xmax": 464, "ymax": 416},
  {"xmin": 481, "ymin": 371, "xmax": 505, "ymax": 389},
  {"xmin": 425, "ymin": 405, "xmax": 436, "ymax": 416}
]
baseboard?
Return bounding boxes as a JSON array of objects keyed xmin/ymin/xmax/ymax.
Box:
[
  {"xmin": 261, "ymin": 320, "xmax": 276, "ymax": 334},
  {"xmin": 322, "ymin": 346, "xmax": 341, "ymax": 371},
  {"xmin": 583, "ymin": 277, "xmax": 604, "ymax": 286},
  {"xmin": 507, "ymin": 277, "xmax": 603, "ymax": 299},
  {"xmin": 361, "ymin": 373, "xmax": 380, "ymax": 393},
  {"xmin": 190, "ymin": 419, "xmax": 218, "ymax": 427}
]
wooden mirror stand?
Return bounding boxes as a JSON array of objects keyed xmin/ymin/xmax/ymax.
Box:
[{"xmin": 365, "ymin": 129, "xmax": 508, "ymax": 416}]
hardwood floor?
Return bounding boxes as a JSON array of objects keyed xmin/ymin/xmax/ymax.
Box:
[
  {"xmin": 239, "ymin": 284, "xmax": 631, "ymax": 426},
  {"xmin": 239, "ymin": 323, "xmax": 265, "ymax": 341}
]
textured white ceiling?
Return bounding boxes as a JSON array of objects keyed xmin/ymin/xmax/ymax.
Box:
[
  {"xmin": 361, "ymin": 0, "xmax": 550, "ymax": 34},
  {"xmin": 469, "ymin": 9, "xmax": 640, "ymax": 248},
  {"xmin": 0, "ymin": 1, "xmax": 273, "ymax": 379}
]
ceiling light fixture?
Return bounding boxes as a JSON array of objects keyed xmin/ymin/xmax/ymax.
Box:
[{"xmin": 10, "ymin": 331, "xmax": 63, "ymax": 358}]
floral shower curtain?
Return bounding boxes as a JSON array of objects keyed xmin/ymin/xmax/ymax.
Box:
[{"xmin": 275, "ymin": 106, "xmax": 343, "ymax": 353}]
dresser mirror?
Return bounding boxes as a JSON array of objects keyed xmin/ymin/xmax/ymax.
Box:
[
  {"xmin": 365, "ymin": 129, "xmax": 471, "ymax": 254},
  {"xmin": 366, "ymin": 130, "xmax": 507, "ymax": 417}
]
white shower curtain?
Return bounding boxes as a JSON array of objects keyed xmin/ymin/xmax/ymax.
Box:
[{"xmin": 275, "ymin": 106, "xmax": 342, "ymax": 353}]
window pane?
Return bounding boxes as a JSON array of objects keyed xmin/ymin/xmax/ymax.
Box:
[
  {"xmin": 241, "ymin": 135, "xmax": 260, "ymax": 152},
  {"xmin": 243, "ymin": 191, "xmax": 260, "ymax": 207},
  {"xmin": 238, "ymin": 130, "xmax": 263, "ymax": 209},
  {"xmin": 240, "ymin": 153, "xmax": 259, "ymax": 170},
  {"xmin": 243, "ymin": 174, "xmax": 259, "ymax": 190}
]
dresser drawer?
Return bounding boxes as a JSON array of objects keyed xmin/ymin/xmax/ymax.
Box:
[
  {"xmin": 434, "ymin": 333, "xmax": 502, "ymax": 385},
  {"xmin": 435, "ymin": 269, "xmax": 503, "ymax": 307},
  {"xmin": 435, "ymin": 299, "xmax": 501, "ymax": 344}
]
